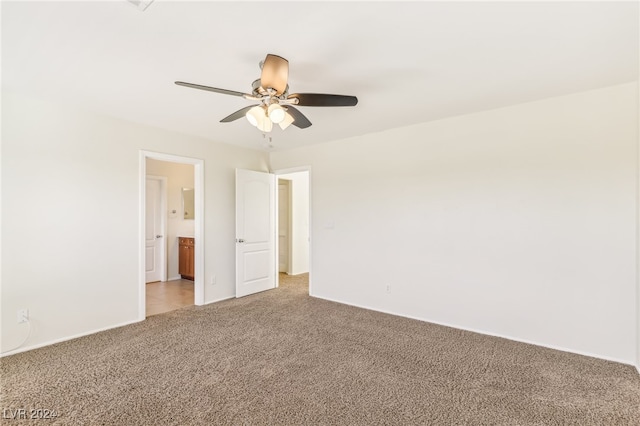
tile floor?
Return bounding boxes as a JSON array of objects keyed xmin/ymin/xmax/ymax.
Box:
[{"xmin": 145, "ymin": 279, "xmax": 194, "ymax": 317}]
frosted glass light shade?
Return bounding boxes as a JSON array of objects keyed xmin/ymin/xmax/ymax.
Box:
[
  {"xmin": 257, "ymin": 116, "xmax": 273, "ymax": 132},
  {"xmin": 278, "ymin": 112, "xmax": 295, "ymax": 130},
  {"xmin": 245, "ymin": 106, "xmax": 263, "ymax": 127},
  {"xmin": 268, "ymin": 104, "xmax": 285, "ymax": 124}
]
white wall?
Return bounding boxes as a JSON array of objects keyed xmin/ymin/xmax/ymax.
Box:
[
  {"xmin": 278, "ymin": 171, "xmax": 310, "ymax": 275},
  {"xmin": 146, "ymin": 159, "xmax": 195, "ymax": 280},
  {"xmin": 1, "ymin": 92, "xmax": 269, "ymax": 354},
  {"xmin": 290, "ymin": 172, "xmax": 310, "ymax": 275},
  {"xmin": 271, "ymin": 83, "xmax": 639, "ymax": 364}
]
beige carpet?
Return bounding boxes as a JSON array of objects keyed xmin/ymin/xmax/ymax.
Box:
[{"xmin": 1, "ymin": 273, "xmax": 639, "ymax": 425}]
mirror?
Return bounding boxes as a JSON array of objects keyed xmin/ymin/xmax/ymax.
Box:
[{"xmin": 182, "ymin": 188, "xmax": 194, "ymax": 220}]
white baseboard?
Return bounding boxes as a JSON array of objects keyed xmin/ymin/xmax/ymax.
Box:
[
  {"xmin": 311, "ymin": 294, "xmax": 635, "ymax": 368},
  {"xmin": 2, "ymin": 295, "xmax": 235, "ymax": 357},
  {"xmin": 167, "ymin": 275, "xmax": 181, "ymax": 281},
  {"xmin": 205, "ymin": 295, "xmax": 235, "ymax": 304},
  {"xmin": 0, "ymin": 318, "xmax": 143, "ymax": 358}
]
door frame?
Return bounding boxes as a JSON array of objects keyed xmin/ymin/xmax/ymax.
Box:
[
  {"xmin": 145, "ymin": 175, "xmax": 168, "ymax": 283},
  {"xmin": 278, "ymin": 178, "xmax": 292, "ymax": 275},
  {"xmin": 273, "ymin": 166, "xmax": 312, "ymax": 295},
  {"xmin": 139, "ymin": 150, "xmax": 205, "ymax": 320}
]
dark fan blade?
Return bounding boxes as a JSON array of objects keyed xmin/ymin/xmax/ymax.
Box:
[
  {"xmin": 220, "ymin": 105, "xmax": 259, "ymax": 123},
  {"xmin": 175, "ymin": 81, "xmax": 249, "ymax": 97},
  {"xmin": 286, "ymin": 106, "xmax": 312, "ymax": 129},
  {"xmin": 260, "ymin": 54, "xmax": 289, "ymax": 96},
  {"xmin": 288, "ymin": 93, "xmax": 358, "ymax": 107}
]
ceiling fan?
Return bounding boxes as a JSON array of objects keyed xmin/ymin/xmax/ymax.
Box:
[{"xmin": 175, "ymin": 54, "xmax": 358, "ymax": 133}]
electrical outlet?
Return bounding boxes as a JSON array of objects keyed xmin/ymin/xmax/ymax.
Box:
[
  {"xmin": 386, "ymin": 285, "xmax": 391, "ymax": 294},
  {"xmin": 210, "ymin": 275, "xmax": 216, "ymax": 285},
  {"xmin": 17, "ymin": 309, "xmax": 29, "ymax": 324}
]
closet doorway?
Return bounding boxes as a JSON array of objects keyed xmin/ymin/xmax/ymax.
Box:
[{"xmin": 275, "ymin": 168, "xmax": 311, "ymax": 294}]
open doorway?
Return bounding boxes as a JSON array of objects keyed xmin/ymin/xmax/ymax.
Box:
[
  {"xmin": 146, "ymin": 160, "xmax": 194, "ymax": 316},
  {"xmin": 275, "ymin": 168, "xmax": 311, "ymax": 294},
  {"xmin": 139, "ymin": 151, "xmax": 204, "ymax": 320}
]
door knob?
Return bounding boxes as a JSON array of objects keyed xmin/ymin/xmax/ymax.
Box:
[
  {"xmin": 236, "ymin": 239, "xmax": 245, "ymax": 243},
  {"xmin": 156, "ymin": 235, "xmax": 163, "ymax": 239}
]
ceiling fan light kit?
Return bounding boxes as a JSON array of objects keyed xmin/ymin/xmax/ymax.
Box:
[
  {"xmin": 175, "ymin": 54, "xmax": 358, "ymax": 134},
  {"xmin": 246, "ymin": 105, "xmax": 273, "ymax": 132}
]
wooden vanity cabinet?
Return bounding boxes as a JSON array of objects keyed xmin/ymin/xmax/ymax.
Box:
[{"xmin": 179, "ymin": 237, "xmax": 195, "ymax": 280}]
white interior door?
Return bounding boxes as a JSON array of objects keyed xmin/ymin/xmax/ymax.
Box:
[
  {"xmin": 145, "ymin": 177, "xmax": 164, "ymax": 283},
  {"xmin": 278, "ymin": 180, "xmax": 290, "ymax": 273},
  {"xmin": 236, "ymin": 169, "xmax": 276, "ymax": 297}
]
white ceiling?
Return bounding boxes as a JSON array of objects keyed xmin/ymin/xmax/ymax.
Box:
[{"xmin": 2, "ymin": 1, "xmax": 638, "ymax": 151}]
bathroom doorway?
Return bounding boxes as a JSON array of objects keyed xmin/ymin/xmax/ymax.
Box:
[{"xmin": 139, "ymin": 151, "xmax": 204, "ymax": 320}]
